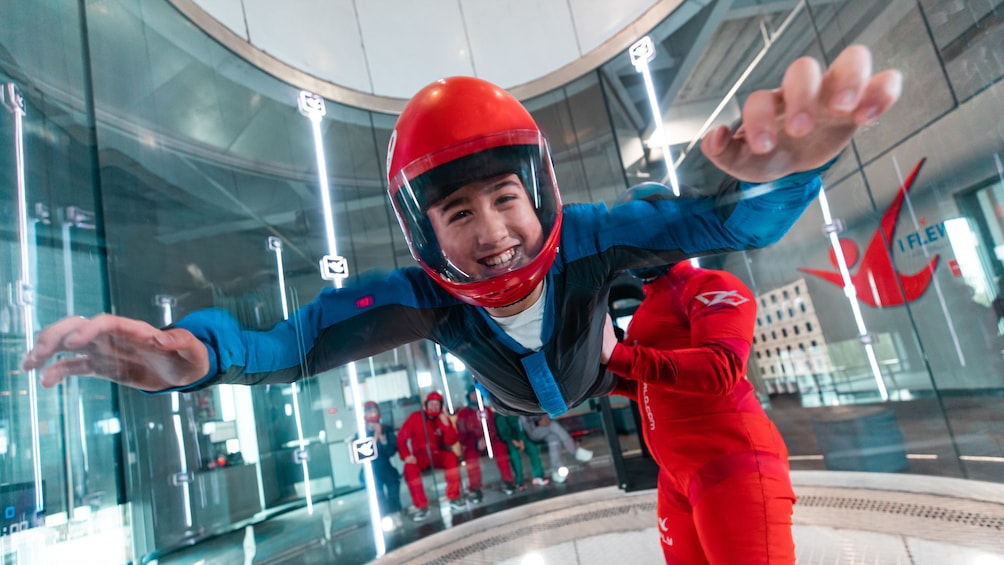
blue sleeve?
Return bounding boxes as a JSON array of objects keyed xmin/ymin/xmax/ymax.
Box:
[
  {"xmin": 560, "ymin": 169, "xmax": 824, "ymax": 266},
  {"xmin": 163, "ymin": 267, "xmax": 459, "ymax": 391}
]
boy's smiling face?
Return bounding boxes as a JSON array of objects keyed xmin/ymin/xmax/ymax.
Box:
[{"xmin": 427, "ymin": 173, "xmax": 544, "ymax": 283}]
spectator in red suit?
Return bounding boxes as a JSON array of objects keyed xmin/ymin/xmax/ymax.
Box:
[
  {"xmin": 455, "ymin": 386, "xmax": 517, "ymax": 501},
  {"xmin": 397, "ymin": 391, "xmax": 463, "ymax": 521}
]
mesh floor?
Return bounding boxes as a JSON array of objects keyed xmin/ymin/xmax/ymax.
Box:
[{"xmin": 375, "ymin": 472, "xmax": 1004, "ymax": 565}]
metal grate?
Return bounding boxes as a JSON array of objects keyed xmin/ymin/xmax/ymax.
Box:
[
  {"xmin": 378, "ymin": 483, "xmax": 1004, "ymax": 564},
  {"xmin": 797, "ymin": 495, "xmax": 1004, "ymax": 530}
]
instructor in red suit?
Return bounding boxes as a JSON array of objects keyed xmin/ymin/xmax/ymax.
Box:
[{"xmin": 604, "ymin": 186, "xmax": 795, "ymax": 564}]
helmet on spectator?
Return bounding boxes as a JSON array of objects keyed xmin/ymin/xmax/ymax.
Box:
[
  {"xmin": 363, "ymin": 400, "xmax": 381, "ymax": 423},
  {"xmin": 424, "ymin": 390, "xmax": 445, "ymax": 417}
]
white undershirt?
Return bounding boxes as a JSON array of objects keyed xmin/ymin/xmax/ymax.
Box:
[{"xmin": 489, "ymin": 281, "xmax": 546, "ymax": 351}]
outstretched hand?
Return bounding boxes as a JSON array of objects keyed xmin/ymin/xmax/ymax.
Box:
[
  {"xmin": 21, "ymin": 314, "xmax": 210, "ymax": 391},
  {"xmin": 701, "ymin": 44, "xmax": 902, "ymax": 183}
]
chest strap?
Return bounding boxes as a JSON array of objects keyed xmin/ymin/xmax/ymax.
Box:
[{"xmin": 521, "ymin": 350, "xmax": 567, "ymax": 417}]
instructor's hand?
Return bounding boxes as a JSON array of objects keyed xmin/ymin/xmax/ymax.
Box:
[{"xmin": 21, "ymin": 314, "xmax": 210, "ymax": 391}]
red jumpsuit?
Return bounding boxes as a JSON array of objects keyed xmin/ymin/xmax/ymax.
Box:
[
  {"xmin": 397, "ymin": 410, "xmax": 462, "ymax": 508},
  {"xmin": 607, "ymin": 262, "xmax": 795, "ymax": 565},
  {"xmin": 456, "ymin": 405, "xmax": 515, "ymax": 489}
]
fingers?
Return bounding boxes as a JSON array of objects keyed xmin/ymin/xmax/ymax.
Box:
[
  {"xmin": 23, "ymin": 315, "xmax": 90, "ymax": 371},
  {"xmin": 158, "ymin": 327, "xmax": 207, "ymax": 365},
  {"xmin": 854, "ymin": 69, "xmax": 902, "ymax": 126},
  {"xmin": 738, "ymin": 44, "xmax": 876, "ymax": 144},
  {"xmin": 23, "ymin": 314, "xmax": 183, "ymax": 382},
  {"xmin": 706, "ymin": 86, "xmax": 784, "ymax": 172},
  {"xmin": 62, "ymin": 314, "xmax": 158, "ymax": 350},
  {"xmin": 39, "ymin": 357, "xmax": 94, "ymax": 388},
  {"xmin": 701, "ymin": 44, "xmax": 899, "ymax": 181},
  {"xmin": 700, "ymin": 124, "xmax": 731, "ymax": 159},
  {"xmin": 821, "ymin": 44, "xmax": 872, "ymax": 115},
  {"xmin": 741, "ymin": 89, "xmax": 780, "ymax": 154},
  {"xmin": 781, "ymin": 56, "xmax": 822, "ymax": 137}
]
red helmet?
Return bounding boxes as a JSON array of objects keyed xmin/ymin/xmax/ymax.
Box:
[
  {"xmin": 423, "ymin": 391, "xmax": 444, "ymax": 417},
  {"xmin": 387, "ymin": 76, "xmax": 563, "ymax": 308},
  {"xmin": 363, "ymin": 401, "xmax": 381, "ymax": 423}
]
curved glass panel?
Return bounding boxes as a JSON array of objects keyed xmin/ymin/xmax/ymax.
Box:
[{"xmin": 1, "ymin": 0, "xmax": 1003, "ymax": 562}]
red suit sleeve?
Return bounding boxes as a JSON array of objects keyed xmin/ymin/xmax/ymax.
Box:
[
  {"xmin": 606, "ymin": 270, "xmax": 756, "ymax": 396},
  {"xmin": 485, "ymin": 408, "xmax": 502, "ymax": 441},
  {"xmin": 397, "ymin": 413, "xmax": 415, "ymax": 459},
  {"xmin": 455, "ymin": 408, "xmax": 479, "ymax": 450},
  {"xmin": 439, "ymin": 417, "xmax": 459, "ymax": 447},
  {"xmin": 610, "ymin": 375, "xmax": 639, "ymax": 401}
]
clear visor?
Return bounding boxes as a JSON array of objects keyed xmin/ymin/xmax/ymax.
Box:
[{"xmin": 391, "ymin": 133, "xmax": 561, "ymax": 284}]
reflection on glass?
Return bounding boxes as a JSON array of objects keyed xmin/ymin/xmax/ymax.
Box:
[{"xmin": 1, "ymin": 0, "xmax": 1003, "ymax": 562}]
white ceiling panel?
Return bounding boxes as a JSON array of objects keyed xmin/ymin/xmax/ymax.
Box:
[
  {"xmin": 461, "ymin": 0, "xmax": 581, "ymax": 88},
  {"xmin": 570, "ymin": 0, "xmax": 660, "ymax": 53},
  {"xmin": 194, "ymin": 0, "xmax": 249, "ymax": 39},
  {"xmin": 185, "ymin": 0, "xmax": 670, "ymax": 100},
  {"xmin": 356, "ymin": 0, "xmax": 475, "ymax": 98},
  {"xmin": 242, "ymin": 0, "xmax": 372, "ymax": 94}
]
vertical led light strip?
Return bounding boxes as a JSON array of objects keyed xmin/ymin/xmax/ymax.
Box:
[
  {"xmin": 816, "ymin": 190, "xmax": 889, "ymax": 401},
  {"xmin": 289, "ymin": 380, "xmax": 311, "ymax": 513},
  {"xmin": 299, "ymin": 91, "xmax": 384, "ymax": 555},
  {"xmin": 434, "ymin": 343, "xmax": 455, "ymax": 415},
  {"xmin": 474, "ymin": 388, "xmax": 493, "ymax": 459},
  {"xmin": 61, "ymin": 219, "xmax": 77, "ymax": 520},
  {"xmin": 158, "ymin": 299, "xmax": 194, "ymax": 528},
  {"xmin": 4, "ymin": 82, "xmax": 44, "ymax": 514},
  {"xmin": 268, "ymin": 236, "xmax": 314, "ymax": 514},
  {"xmin": 629, "ymin": 36, "xmax": 679, "ymax": 196},
  {"xmin": 62, "ymin": 221, "xmax": 75, "ymax": 316}
]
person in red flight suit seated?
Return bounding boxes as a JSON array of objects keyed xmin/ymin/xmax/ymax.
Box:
[
  {"xmin": 603, "ymin": 185, "xmax": 795, "ymax": 565},
  {"xmin": 455, "ymin": 386, "xmax": 518, "ymax": 502},
  {"xmin": 397, "ymin": 391, "xmax": 464, "ymax": 521}
]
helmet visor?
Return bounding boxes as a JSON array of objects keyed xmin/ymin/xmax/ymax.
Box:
[{"xmin": 391, "ymin": 131, "xmax": 561, "ymax": 285}]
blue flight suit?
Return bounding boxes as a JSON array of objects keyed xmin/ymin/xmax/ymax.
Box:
[{"xmin": 169, "ymin": 172, "xmax": 823, "ymax": 416}]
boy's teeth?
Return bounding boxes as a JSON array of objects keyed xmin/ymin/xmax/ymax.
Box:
[{"xmin": 485, "ymin": 249, "xmax": 515, "ymax": 267}]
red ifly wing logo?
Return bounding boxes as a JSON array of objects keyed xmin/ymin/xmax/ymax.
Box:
[{"xmin": 798, "ymin": 158, "xmax": 938, "ymax": 308}]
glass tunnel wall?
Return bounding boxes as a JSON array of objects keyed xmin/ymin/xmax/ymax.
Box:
[{"xmin": 0, "ymin": 0, "xmax": 1002, "ymax": 562}]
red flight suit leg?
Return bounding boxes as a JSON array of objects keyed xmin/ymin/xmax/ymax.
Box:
[
  {"xmin": 463, "ymin": 447, "xmax": 484, "ymax": 490},
  {"xmin": 430, "ymin": 450, "xmax": 462, "ymax": 501},
  {"xmin": 657, "ymin": 452, "xmax": 796, "ymax": 564},
  {"xmin": 491, "ymin": 440, "xmax": 515, "ymax": 483},
  {"xmin": 403, "ymin": 456, "xmax": 432, "ymax": 509}
]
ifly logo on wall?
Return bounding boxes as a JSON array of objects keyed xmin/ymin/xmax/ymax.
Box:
[
  {"xmin": 896, "ymin": 221, "xmax": 949, "ymax": 254},
  {"xmin": 799, "ymin": 158, "xmax": 946, "ymax": 308}
]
